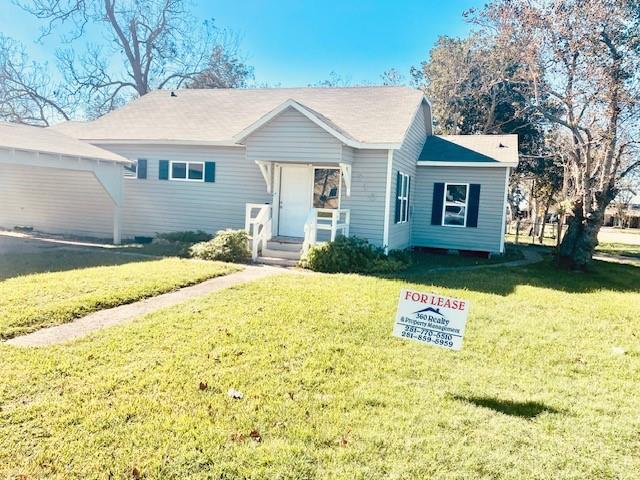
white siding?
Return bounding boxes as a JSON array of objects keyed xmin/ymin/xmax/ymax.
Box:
[
  {"xmin": 100, "ymin": 144, "xmax": 271, "ymax": 237},
  {"xmin": 341, "ymin": 149, "xmax": 388, "ymax": 246},
  {"xmin": 411, "ymin": 166, "xmax": 508, "ymax": 253},
  {"xmin": 387, "ymin": 102, "xmax": 428, "ymax": 250},
  {"xmin": 244, "ymin": 107, "xmax": 343, "ymax": 164},
  {"xmin": 0, "ymin": 164, "xmax": 114, "ymax": 237}
]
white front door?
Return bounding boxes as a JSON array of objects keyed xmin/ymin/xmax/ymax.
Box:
[{"xmin": 278, "ymin": 165, "xmax": 311, "ymax": 237}]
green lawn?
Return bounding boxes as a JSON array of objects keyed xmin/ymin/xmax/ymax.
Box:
[
  {"xmin": 0, "ymin": 257, "xmax": 239, "ymax": 339},
  {"xmin": 0, "ymin": 249, "xmax": 156, "ymax": 280},
  {"xmin": 1, "ymin": 255, "xmax": 639, "ymax": 479}
]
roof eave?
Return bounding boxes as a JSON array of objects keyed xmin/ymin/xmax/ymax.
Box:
[{"xmin": 417, "ymin": 160, "xmax": 518, "ymax": 168}]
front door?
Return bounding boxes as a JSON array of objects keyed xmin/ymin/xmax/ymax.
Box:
[{"xmin": 278, "ymin": 165, "xmax": 311, "ymax": 237}]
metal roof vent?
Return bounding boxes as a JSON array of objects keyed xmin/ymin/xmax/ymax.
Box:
[{"xmin": 170, "ymin": 91, "xmax": 177, "ymax": 97}]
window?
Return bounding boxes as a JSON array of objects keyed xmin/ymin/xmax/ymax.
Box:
[
  {"xmin": 313, "ymin": 168, "xmax": 341, "ymax": 209},
  {"xmin": 170, "ymin": 161, "xmax": 204, "ymax": 182},
  {"xmin": 442, "ymin": 183, "xmax": 468, "ymax": 227},
  {"xmin": 123, "ymin": 161, "xmax": 137, "ymax": 178},
  {"xmin": 395, "ymin": 172, "xmax": 411, "ymax": 223},
  {"xmin": 124, "ymin": 158, "xmax": 147, "ymax": 179}
]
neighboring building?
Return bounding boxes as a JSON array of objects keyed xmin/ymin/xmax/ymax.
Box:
[
  {"xmin": 0, "ymin": 87, "xmax": 518, "ymax": 262},
  {"xmin": 604, "ymin": 204, "xmax": 640, "ymax": 229}
]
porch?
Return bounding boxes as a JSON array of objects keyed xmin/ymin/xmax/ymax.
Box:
[{"xmin": 245, "ymin": 161, "xmax": 352, "ymax": 262}]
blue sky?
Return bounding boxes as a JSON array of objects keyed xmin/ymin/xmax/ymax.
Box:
[{"xmin": 0, "ymin": 0, "xmax": 480, "ymax": 86}]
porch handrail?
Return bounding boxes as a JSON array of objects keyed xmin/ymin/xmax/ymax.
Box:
[
  {"xmin": 245, "ymin": 203, "xmax": 272, "ymax": 260},
  {"xmin": 303, "ymin": 208, "xmax": 350, "ymax": 253},
  {"xmin": 302, "ymin": 208, "xmax": 318, "ymax": 253}
]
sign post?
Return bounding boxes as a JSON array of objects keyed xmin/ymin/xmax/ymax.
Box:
[{"xmin": 392, "ymin": 289, "xmax": 470, "ymax": 351}]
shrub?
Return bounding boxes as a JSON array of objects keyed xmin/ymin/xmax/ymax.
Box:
[
  {"xmin": 189, "ymin": 229, "xmax": 251, "ymax": 263},
  {"xmin": 299, "ymin": 236, "xmax": 410, "ymax": 273}
]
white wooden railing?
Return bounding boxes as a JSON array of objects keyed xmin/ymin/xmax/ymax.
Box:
[
  {"xmin": 245, "ymin": 203, "xmax": 272, "ymax": 260},
  {"xmin": 303, "ymin": 208, "xmax": 350, "ymax": 253}
]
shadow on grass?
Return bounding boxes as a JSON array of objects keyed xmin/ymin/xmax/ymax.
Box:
[
  {"xmin": 454, "ymin": 395, "xmax": 560, "ymax": 419},
  {"xmin": 0, "ymin": 249, "xmax": 154, "ymax": 281},
  {"xmin": 374, "ymin": 245, "xmax": 640, "ymax": 296}
]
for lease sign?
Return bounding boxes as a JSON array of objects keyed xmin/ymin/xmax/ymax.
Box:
[{"xmin": 392, "ymin": 289, "xmax": 470, "ymax": 351}]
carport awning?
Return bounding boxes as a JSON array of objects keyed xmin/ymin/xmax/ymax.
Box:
[{"xmin": 0, "ymin": 122, "xmax": 131, "ymax": 243}]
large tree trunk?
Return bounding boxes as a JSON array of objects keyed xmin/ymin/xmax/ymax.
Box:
[{"xmin": 558, "ymin": 190, "xmax": 616, "ymax": 270}]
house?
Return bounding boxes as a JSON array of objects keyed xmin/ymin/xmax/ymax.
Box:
[{"xmin": 0, "ymin": 87, "xmax": 518, "ymax": 263}]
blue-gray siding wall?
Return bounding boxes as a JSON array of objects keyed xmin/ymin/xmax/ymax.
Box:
[
  {"xmin": 244, "ymin": 107, "xmax": 344, "ymax": 163},
  {"xmin": 0, "ymin": 163, "xmax": 114, "ymax": 238},
  {"xmin": 341, "ymin": 148, "xmax": 388, "ymax": 246},
  {"xmin": 102, "ymin": 144, "xmax": 272, "ymax": 237},
  {"xmin": 411, "ymin": 166, "xmax": 508, "ymax": 253},
  {"xmin": 387, "ymin": 102, "xmax": 429, "ymax": 250}
]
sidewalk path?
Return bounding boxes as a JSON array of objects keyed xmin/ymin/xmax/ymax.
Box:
[
  {"xmin": 593, "ymin": 253, "xmax": 640, "ymax": 267},
  {"xmin": 6, "ymin": 265, "xmax": 287, "ymax": 348}
]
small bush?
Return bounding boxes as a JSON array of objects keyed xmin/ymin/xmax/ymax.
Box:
[
  {"xmin": 189, "ymin": 229, "xmax": 251, "ymax": 263},
  {"xmin": 156, "ymin": 231, "xmax": 213, "ymax": 244},
  {"xmin": 300, "ymin": 236, "xmax": 410, "ymax": 273}
]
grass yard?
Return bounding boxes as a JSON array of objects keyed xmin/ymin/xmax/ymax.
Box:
[
  {"xmin": 1, "ymin": 255, "xmax": 639, "ymax": 479},
  {"xmin": 0, "ymin": 257, "xmax": 239, "ymax": 339},
  {"xmin": 0, "ymin": 249, "xmax": 155, "ymax": 280}
]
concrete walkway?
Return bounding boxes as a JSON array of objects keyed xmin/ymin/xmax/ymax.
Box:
[
  {"xmin": 593, "ymin": 253, "xmax": 640, "ymax": 267},
  {"xmin": 6, "ymin": 265, "xmax": 287, "ymax": 348}
]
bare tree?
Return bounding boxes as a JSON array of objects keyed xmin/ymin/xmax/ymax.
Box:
[
  {"xmin": 473, "ymin": 0, "xmax": 640, "ymax": 269},
  {"xmin": 380, "ymin": 68, "xmax": 405, "ymax": 86},
  {"xmin": 17, "ymin": 0, "xmax": 252, "ymax": 118},
  {"xmin": 0, "ymin": 34, "xmax": 70, "ymax": 125},
  {"xmin": 310, "ymin": 71, "xmax": 352, "ymax": 88}
]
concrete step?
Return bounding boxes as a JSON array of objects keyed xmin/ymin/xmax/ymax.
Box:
[
  {"xmin": 255, "ymin": 256, "xmax": 299, "ymax": 267},
  {"xmin": 266, "ymin": 239, "xmax": 303, "ymax": 252},
  {"xmin": 262, "ymin": 247, "xmax": 301, "ymax": 260}
]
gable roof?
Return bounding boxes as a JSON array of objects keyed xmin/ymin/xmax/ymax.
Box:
[
  {"xmin": 0, "ymin": 122, "xmax": 130, "ymax": 164},
  {"xmin": 418, "ymin": 134, "xmax": 519, "ymax": 167},
  {"xmin": 50, "ymin": 87, "xmax": 426, "ymax": 147}
]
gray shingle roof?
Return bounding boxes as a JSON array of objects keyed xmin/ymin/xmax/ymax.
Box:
[
  {"xmin": 50, "ymin": 87, "xmax": 425, "ymax": 145},
  {"xmin": 0, "ymin": 122, "xmax": 129, "ymax": 164},
  {"xmin": 419, "ymin": 135, "xmax": 518, "ymax": 166}
]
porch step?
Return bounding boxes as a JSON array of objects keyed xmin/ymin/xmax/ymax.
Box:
[
  {"xmin": 267, "ymin": 238, "xmax": 303, "ymax": 252},
  {"xmin": 262, "ymin": 247, "xmax": 301, "ymax": 260},
  {"xmin": 255, "ymin": 255, "xmax": 299, "ymax": 267}
]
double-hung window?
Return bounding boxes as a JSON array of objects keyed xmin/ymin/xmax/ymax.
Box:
[
  {"xmin": 123, "ymin": 158, "xmax": 147, "ymax": 179},
  {"xmin": 395, "ymin": 172, "xmax": 411, "ymax": 224},
  {"xmin": 442, "ymin": 183, "xmax": 468, "ymax": 227},
  {"xmin": 170, "ymin": 161, "xmax": 204, "ymax": 182},
  {"xmin": 123, "ymin": 161, "xmax": 137, "ymax": 178}
]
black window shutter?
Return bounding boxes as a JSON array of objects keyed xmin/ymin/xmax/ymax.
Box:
[
  {"xmin": 159, "ymin": 160, "xmax": 169, "ymax": 180},
  {"xmin": 137, "ymin": 159, "xmax": 147, "ymax": 179},
  {"xmin": 467, "ymin": 184, "xmax": 481, "ymax": 228},
  {"xmin": 431, "ymin": 182, "xmax": 445, "ymax": 225},
  {"xmin": 394, "ymin": 171, "xmax": 402, "ymax": 224},
  {"xmin": 406, "ymin": 176, "xmax": 411, "ymax": 221},
  {"xmin": 204, "ymin": 162, "xmax": 216, "ymax": 183}
]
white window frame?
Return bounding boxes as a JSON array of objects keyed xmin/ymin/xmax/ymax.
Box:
[
  {"xmin": 123, "ymin": 159, "xmax": 138, "ymax": 179},
  {"xmin": 442, "ymin": 182, "xmax": 469, "ymax": 228},
  {"xmin": 397, "ymin": 172, "xmax": 410, "ymax": 224},
  {"xmin": 169, "ymin": 160, "xmax": 205, "ymax": 182}
]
